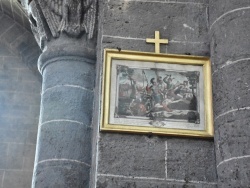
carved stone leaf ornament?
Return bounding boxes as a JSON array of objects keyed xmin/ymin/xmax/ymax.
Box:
[{"xmin": 27, "ymin": 0, "xmax": 97, "ymax": 49}]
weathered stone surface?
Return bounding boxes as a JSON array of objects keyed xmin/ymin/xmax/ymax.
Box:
[
  {"xmin": 10, "ymin": 32, "xmax": 38, "ymax": 55},
  {"xmin": 98, "ymin": 133, "xmax": 166, "ymax": 178},
  {"xmin": 101, "ymin": 36, "xmax": 155, "ymax": 53},
  {"xmin": 209, "ymin": 0, "xmax": 250, "ymax": 26},
  {"xmin": 0, "ymin": 129, "xmax": 27, "ymax": 143},
  {"xmin": 23, "ymin": 144, "xmax": 36, "ymax": 170},
  {"xmin": 0, "ymin": 170, "xmax": 4, "ymax": 188},
  {"xmin": 210, "ymin": 10, "xmax": 250, "ymax": 71},
  {"xmin": 0, "ymin": 14, "xmax": 41, "ymax": 68},
  {"xmin": 93, "ymin": 0, "xmax": 215, "ymax": 187},
  {"xmin": 212, "ymin": 60, "xmax": 250, "ymax": 117},
  {"xmin": 42, "ymin": 60, "xmax": 95, "ymax": 91},
  {"xmin": 214, "ymin": 110, "xmax": 250, "ymax": 164},
  {"xmin": 0, "ymin": 11, "xmax": 13, "ymax": 34},
  {"xmin": 0, "ymin": 43, "xmax": 13, "ymax": 56},
  {"xmin": 0, "ymin": 69, "xmax": 18, "ymax": 81},
  {"xmin": 18, "ymin": 68, "xmax": 40, "ymax": 82},
  {"xmin": 0, "ymin": 45, "xmax": 41, "ymax": 188},
  {"xmin": 210, "ymin": 1, "xmax": 250, "ymax": 187},
  {"xmin": 37, "ymin": 121, "xmax": 91, "ymax": 164},
  {"xmin": 0, "ymin": 143, "xmax": 8, "ymax": 169},
  {"xmin": 166, "ymin": 42, "xmax": 210, "ymax": 56},
  {"xmin": 1, "ymin": 0, "xmax": 14, "ymax": 18},
  {"xmin": 33, "ymin": 160, "xmax": 90, "ymax": 188},
  {"xmin": 217, "ymin": 157, "xmax": 250, "ymax": 188},
  {"xmin": 102, "ymin": 0, "xmax": 208, "ymax": 42},
  {"xmin": 12, "ymin": 2, "xmax": 24, "ymax": 25},
  {"xmin": 102, "ymin": 36, "xmax": 209, "ymax": 56},
  {"xmin": 96, "ymin": 176, "xmax": 217, "ymax": 188},
  {"xmin": 26, "ymin": 131, "xmax": 38, "ymax": 145},
  {"xmin": 41, "ymin": 86, "xmax": 93, "ymax": 124},
  {"xmin": 2, "ymin": 57, "xmax": 24, "ymax": 69},
  {"xmin": 1, "ymin": 23, "xmax": 26, "ymax": 44},
  {"xmin": 2, "ymin": 170, "xmax": 33, "ymax": 188},
  {"xmin": 6, "ymin": 144, "xmax": 25, "ymax": 170},
  {"xmin": 167, "ymin": 138, "xmax": 217, "ymax": 182}
]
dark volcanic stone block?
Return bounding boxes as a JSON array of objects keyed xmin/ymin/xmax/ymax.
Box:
[
  {"xmin": 214, "ymin": 110, "xmax": 250, "ymax": 164},
  {"xmin": 209, "ymin": 0, "xmax": 250, "ymax": 26},
  {"xmin": 217, "ymin": 156, "xmax": 250, "ymax": 188},
  {"xmin": 167, "ymin": 138, "xmax": 217, "ymax": 182},
  {"xmin": 37, "ymin": 121, "xmax": 91, "ymax": 164},
  {"xmin": 212, "ymin": 60, "xmax": 250, "ymax": 117},
  {"xmin": 43, "ymin": 60, "xmax": 95, "ymax": 91},
  {"xmin": 98, "ymin": 133, "xmax": 165, "ymax": 178},
  {"xmin": 210, "ymin": 10, "xmax": 250, "ymax": 70},
  {"xmin": 41, "ymin": 87, "xmax": 93, "ymax": 124},
  {"xmin": 96, "ymin": 175, "xmax": 217, "ymax": 188},
  {"xmin": 33, "ymin": 160, "xmax": 90, "ymax": 188},
  {"xmin": 102, "ymin": 0, "xmax": 208, "ymax": 43}
]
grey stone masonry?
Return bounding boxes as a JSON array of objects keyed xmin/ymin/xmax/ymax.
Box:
[
  {"xmin": 209, "ymin": 0, "xmax": 250, "ymax": 187},
  {"xmin": 19, "ymin": 0, "xmax": 98, "ymax": 187},
  {"xmin": 0, "ymin": 44, "xmax": 41, "ymax": 188},
  {"xmin": 91, "ymin": 0, "xmax": 217, "ymax": 187},
  {"xmin": 0, "ymin": 9, "xmax": 41, "ymax": 188},
  {"xmin": 32, "ymin": 35, "xmax": 97, "ymax": 187}
]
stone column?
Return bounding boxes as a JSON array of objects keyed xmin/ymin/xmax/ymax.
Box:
[
  {"xmin": 22, "ymin": 0, "xmax": 97, "ymax": 187},
  {"xmin": 209, "ymin": 1, "xmax": 250, "ymax": 187}
]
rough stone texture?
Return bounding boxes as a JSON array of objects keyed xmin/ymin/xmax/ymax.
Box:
[
  {"xmin": 167, "ymin": 138, "xmax": 216, "ymax": 182},
  {"xmin": 209, "ymin": 0, "xmax": 250, "ymax": 187},
  {"xmin": 97, "ymin": 176, "xmax": 217, "ymax": 188},
  {"xmin": 0, "ymin": 41, "xmax": 41, "ymax": 187},
  {"xmin": 214, "ymin": 111, "xmax": 250, "ymax": 164},
  {"xmin": 37, "ymin": 121, "xmax": 92, "ymax": 163},
  {"xmin": 91, "ymin": 0, "xmax": 217, "ymax": 187},
  {"xmin": 0, "ymin": 0, "xmax": 31, "ymax": 31},
  {"xmin": 42, "ymin": 61, "xmax": 95, "ymax": 91},
  {"xmin": 2, "ymin": 171, "xmax": 33, "ymax": 188},
  {"xmin": 217, "ymin": 157, "xmax": 250, "ymax": 188},
  {"xmin": 41, "ymin": 86, "xmax": 93, "ymax": 123},
  {"xmin": 34, "ymin": 160, "xmax": 90, "ymax": 188},
  {"xmin": 33, "ymin": 57, "xmax": 95, "ymax": 188},
  {"xmin": 102, "ymin": 0, "xmax": 208, "ymax": 44},
  {"xmin": 210, "ymin": 10, "xmax": 250, "ymax": 71},
  {"xmin": 98, "ymin": 134, "xmax": 166, "ymax": 178},
  {"xmin": 209, "ymin": 0, "xmax": 250, "ymax": 26},
  {"xmin": 0, "ymin": 12, "xmax": 41, "ymax": 76},
  {"xmin": 212, "ymin": 61, "xmax": 250, "ymax": 117}
]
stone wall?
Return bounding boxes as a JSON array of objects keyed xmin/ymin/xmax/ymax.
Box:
[
  {"xmin": 0, "ymin": 43, "xmax": 41, "ymax": 188},
  {"xmin": 0, "ymin": 11, "xmax": 41, "ymax": 188},
  {"xmin": 92, "ymin": 0, "xmax": 217, "ymax": 187}
]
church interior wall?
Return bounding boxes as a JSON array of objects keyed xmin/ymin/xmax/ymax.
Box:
[
  {"xmin": 92, "ymin": 0, "xmax": 217, "ymax": 187},
  {"xmin": 0, "ymin": 10, "xmax": 41, "ymax": 188},
  {"xmin": 0, "ymin": 0, "xmax": 249, "ymax": 187}
]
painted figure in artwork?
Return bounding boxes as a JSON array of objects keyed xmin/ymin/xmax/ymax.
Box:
[{"xmin": 116, "ymin": 65, "xmax": 200, "ymax": 124}]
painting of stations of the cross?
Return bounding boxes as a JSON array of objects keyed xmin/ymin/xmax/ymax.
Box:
[{"xmin": 109, "ymin": 60, "xmax": 205, "ymax": 130}]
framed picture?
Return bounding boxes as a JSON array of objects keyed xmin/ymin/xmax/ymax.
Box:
[{"xmin": 101, "ymin": 49, "xmax": 214, "ymax": 138}]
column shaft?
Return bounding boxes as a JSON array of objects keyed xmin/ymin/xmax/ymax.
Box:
[
  {"xmin": 209, "ymin": 0, "xmax": 250, "ymax": 187},
  {"xmin": 32, "ymin": 56, "xmax": 95, "ymax": 187}
]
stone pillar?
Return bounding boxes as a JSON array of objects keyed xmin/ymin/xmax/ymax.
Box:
[
  {"xmin": 209, "ymin": 1, "xmax": 250, "ymax": 187},
  {"xmin": 22, "ymin": 0, "xmax": 97, "ymax": 187}
]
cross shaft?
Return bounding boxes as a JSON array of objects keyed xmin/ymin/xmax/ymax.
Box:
[{"xmin": 146, "ymin": 31, "xmax": 168, "ymax": 53}]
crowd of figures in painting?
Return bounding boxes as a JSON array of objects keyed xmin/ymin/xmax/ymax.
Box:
[{"xmin": 115, "ymin": 64, "xmax": 201, "ymax": 127}]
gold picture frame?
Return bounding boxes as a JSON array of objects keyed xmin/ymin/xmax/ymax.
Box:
[{"xmin": 101, "ymin": 49, "xmax": 214, "ymax": 138}]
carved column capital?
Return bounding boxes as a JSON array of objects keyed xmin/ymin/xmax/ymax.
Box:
[{"xmin": 23, "ymin": 0, "xmax": 97, "ymax": 51}]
